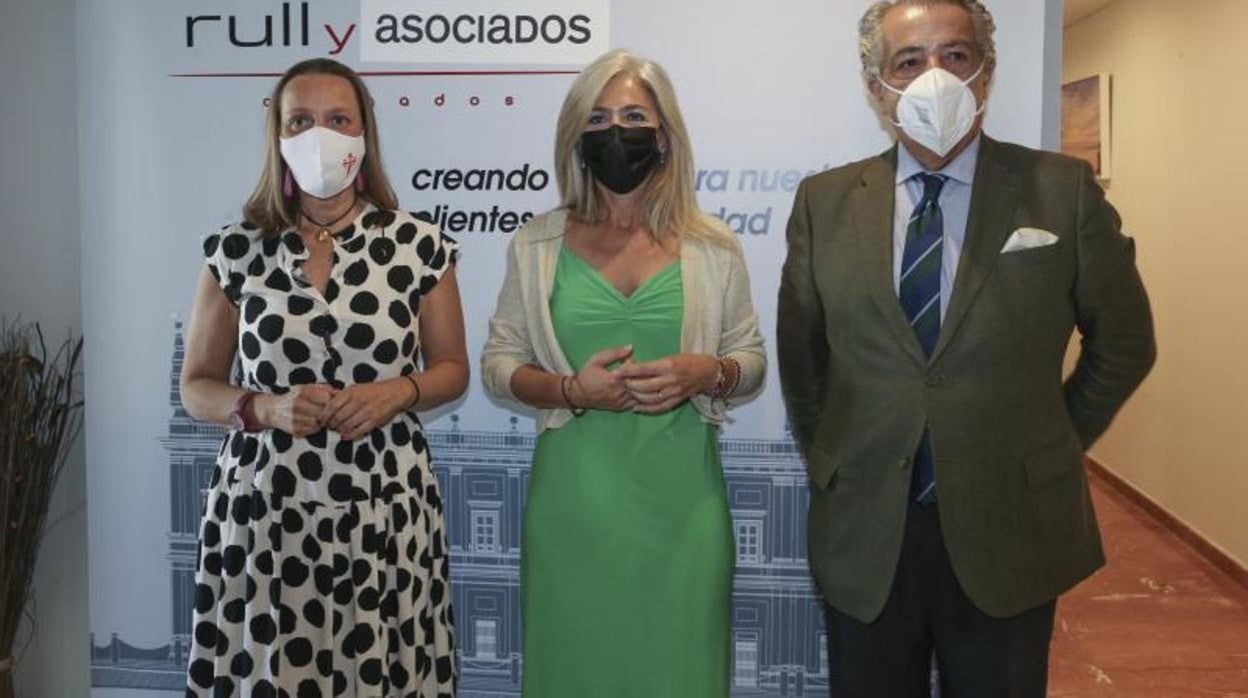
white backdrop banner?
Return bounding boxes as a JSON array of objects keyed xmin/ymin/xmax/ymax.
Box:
[{"xmin": 80, "ymin": 1, "xmax": 1053, "ymax": 695}]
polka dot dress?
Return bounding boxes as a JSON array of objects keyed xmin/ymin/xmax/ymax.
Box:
[{"xmin": 187, "ymin": 207, "xmax": 458, "ymax": 698}]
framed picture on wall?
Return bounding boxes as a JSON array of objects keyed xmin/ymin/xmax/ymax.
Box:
[{"xmin": 1061, "ymin": 73, "xmax": 1112, "ymax": 182}]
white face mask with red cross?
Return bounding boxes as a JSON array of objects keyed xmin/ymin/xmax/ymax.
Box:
[{"xmin": 280, "ymin": 126, "xmax": 366, "ymax": 199}]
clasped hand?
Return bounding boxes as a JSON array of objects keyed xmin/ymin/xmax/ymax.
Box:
[
  {"xmin": 258, "ymin": 381, "xmax": 412, "ymax": 440},
  {"xmin": 570, "ymin": 345, "xmax": 719, "ymax": 414}
]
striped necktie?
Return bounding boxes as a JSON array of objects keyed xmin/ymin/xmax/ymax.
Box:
[{"xmin": 900, "ymin": 172, "xmax": 948, "ymax": 504}]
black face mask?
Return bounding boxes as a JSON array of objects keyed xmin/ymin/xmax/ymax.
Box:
[{"xmin": 579, "ymin": 125, "xmax": 662, "ymax": 194}]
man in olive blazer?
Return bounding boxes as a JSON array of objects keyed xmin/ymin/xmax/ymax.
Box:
[{"xmin": 778, "ymin": 1, "xmax": 1155, "ymax": 695}]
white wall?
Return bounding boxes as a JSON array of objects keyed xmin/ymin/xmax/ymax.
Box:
[
  {"xmin": 0, "ymin": 0, "xmax": 89, "ymax": 696},
  {"xmin": 1065, "ymin": 0, "xmax": 1248, "ymax": 568},
  {"xmin": 1041, "ymin": 0, "xmax": 1064, "ymax": 149}
]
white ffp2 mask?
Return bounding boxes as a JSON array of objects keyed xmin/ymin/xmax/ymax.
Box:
[
  {"xmin": 279, "ymin": 126, "xmax": 366, "ymax": 199},
  {"xmin": 880, "ymin": 63, "xmax": 985, "ymax": 158}
]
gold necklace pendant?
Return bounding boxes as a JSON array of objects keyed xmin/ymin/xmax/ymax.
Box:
[{"xmin": 301, "ymin": 198, "xmax": 357, "ymax": 244}]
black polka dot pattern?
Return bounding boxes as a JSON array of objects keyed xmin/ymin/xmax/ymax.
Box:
[{"xmin": 192, "ymin": 208, "xmax": 458, "ymax": 696}]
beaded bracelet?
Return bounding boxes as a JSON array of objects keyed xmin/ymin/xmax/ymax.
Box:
[
  {"xmin": 561, "ymin": 375, "xmax": 587, "ymax": 417},
  {"xmin": 708, "ymin": 357, "xmax": 742, "ymax": 399},
  {"xmin": 725, "ymin": 357, "xmax": 742, "ymax": 396}
]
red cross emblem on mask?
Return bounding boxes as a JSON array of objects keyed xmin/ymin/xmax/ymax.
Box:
[{"xmin": 342, "ymin": 152, "xmax": 358, "ymax": 173}]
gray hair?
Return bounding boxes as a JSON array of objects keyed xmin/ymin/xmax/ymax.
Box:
[{"xmin": 858, "ymin": 0, "xmax": 997, "ymax": 80}]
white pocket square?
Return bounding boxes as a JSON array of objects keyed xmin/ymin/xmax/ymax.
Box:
[{"xmin": 1001, "ymin": 227, "xmax": 1059, "ymax": 254}]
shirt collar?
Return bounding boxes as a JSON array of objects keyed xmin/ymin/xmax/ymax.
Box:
[{"xmin": 895, "ymin": 133, "xmax": 982, "ymax": 187}]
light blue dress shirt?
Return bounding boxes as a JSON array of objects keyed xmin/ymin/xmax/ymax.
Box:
[{"xmin": 892, "ymin": 135, "xmax": 981, "ymax": 322}]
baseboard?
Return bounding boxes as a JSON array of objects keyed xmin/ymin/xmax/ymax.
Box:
[{"xmin": 1085, "ymin": 457, "xmax": 1248, "ymax": 592}]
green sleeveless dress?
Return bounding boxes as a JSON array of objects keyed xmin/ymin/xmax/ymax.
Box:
[{"xmin": 520, "ymin": 246, "xmax": 733, "ymax": 697}]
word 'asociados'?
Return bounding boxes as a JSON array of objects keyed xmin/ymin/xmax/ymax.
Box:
[{"xmin": 373, "ymin": 12, "xmax": 593, "ymax": 45}]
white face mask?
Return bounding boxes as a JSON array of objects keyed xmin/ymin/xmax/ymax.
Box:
[
  {"xmin": 279, "ymin": 126, "xmax": 366, "ymax": 199},
  {"xmin": 880, "ymin": 63, "xmax": 986, "ymax": 158}
]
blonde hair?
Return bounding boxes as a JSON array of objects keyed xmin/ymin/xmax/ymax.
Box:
[
  {"xmin": 553, "ymin": 49, "xmax": 733, "ymax": 246},
  {"xmin": 243, "ymin": 58, "xmax": 398, "ymax": 235}
]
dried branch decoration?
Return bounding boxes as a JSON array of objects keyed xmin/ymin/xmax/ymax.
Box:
[{"xmin": 0, "ymin": 321, "xmax": 83, "ymax": 695}]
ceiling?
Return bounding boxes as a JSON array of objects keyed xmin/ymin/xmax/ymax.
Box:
[{"xmin": 1064, "ymin": 0, "xmax": 1117, "ymax": 26}]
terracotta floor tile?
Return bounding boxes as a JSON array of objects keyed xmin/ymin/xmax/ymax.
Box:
[{"xmin": 1049, "ymin": 476, "xmax": 1248, "ymax": 696}]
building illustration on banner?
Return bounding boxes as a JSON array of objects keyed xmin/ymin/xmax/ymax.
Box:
[{"xmin": 91, "ymin": 322, "xmax": 829, "ymax": 696}]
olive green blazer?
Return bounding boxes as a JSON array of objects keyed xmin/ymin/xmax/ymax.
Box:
[{"xmin": 777, "ymin": 135, "xmax": 1155, "ymax": 621}]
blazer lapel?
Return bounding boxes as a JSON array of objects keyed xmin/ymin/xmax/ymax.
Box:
[
  {"xmin": 851, "ymin": 148, "xmax": 927, "ymax": 367},
  {"xmin": 930, "ymin": 136, "xmax": 1022, "ymax": 363}
]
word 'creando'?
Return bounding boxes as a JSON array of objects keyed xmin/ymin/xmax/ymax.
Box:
[{"xmin": 412, "ymin": 165, "xmax": 550, "ymax": 192}]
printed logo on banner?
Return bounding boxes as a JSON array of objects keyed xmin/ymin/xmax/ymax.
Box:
[
  {"xmin": 183, "ymin": 2, "xmax": 360, "ymax": 56},
  {"xmin": 360, "ymin": 0, "xmax": 609, "ymax": 64},
  {"xmin": 178, "ymin": 1, "xmax": 608, "ymax": 63}
]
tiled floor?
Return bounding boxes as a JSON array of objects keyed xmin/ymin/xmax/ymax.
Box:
[{"xmin": 1049, "ymin": 474, "xmax": 1248, "ymax": 697}]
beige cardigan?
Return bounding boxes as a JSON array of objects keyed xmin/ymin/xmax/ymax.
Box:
[{"xmin": 481, "ymin": 208, "xmax": 767, "ymax": 434}]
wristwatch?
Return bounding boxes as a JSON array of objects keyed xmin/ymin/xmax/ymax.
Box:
[{"xmin": 229, "ymin": 391, "xmax": 260, "ymax": 432}]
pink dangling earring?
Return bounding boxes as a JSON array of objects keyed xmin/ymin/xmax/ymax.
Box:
[
  {"xmin": 355, "ymin": 171, "xmax": 365, "ymax": 193},
  {"xmin": 283, "ymin": 168, "xmax": 295, "ymax": 198}
]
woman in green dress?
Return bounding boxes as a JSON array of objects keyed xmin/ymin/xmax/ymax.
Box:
[{"xmin": 481, "ymin": 49, "xmax": 766, "ymax": 697}]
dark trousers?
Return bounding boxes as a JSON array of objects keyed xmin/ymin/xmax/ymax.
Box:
[{"xmin": 825, "ymin": 501, "xmax": 1056, "ymax": 698}]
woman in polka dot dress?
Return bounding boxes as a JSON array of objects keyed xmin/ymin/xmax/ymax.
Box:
[{"xmin": 180, "ymin": 58, "xmax": 467, "ymax": 697}]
